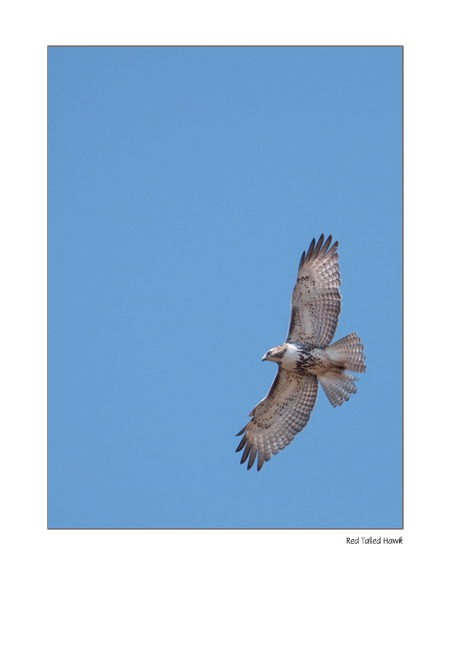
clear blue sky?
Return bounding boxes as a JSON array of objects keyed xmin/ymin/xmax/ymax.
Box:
[{"xmin": 48, "ymin": 46, "xmax": 402, "ymax": 529}]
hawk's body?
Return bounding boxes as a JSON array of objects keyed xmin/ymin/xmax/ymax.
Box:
[{"xmin": 236, "ymin": 234, "xmax": 365, "ymax": 471}]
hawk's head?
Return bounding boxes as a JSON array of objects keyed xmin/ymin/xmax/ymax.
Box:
[{"xmin": 262, "ymin": 345, "xmax": 287, "ymax": 363}]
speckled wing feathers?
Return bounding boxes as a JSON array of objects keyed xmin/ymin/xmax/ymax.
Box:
[
  {"xmin": 236, "ymin": 369, "xmax": 319, "ymax": 471},
  {"xmin": 287, "ymin": 234, "xmax": 341, "ymax": 348}
]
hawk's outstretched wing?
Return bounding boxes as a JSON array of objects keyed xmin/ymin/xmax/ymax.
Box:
[
  {"xmin": 286, "ymin": 234, "xmax": 341, "ymax": 348},
  {"xmin": 236, "ymin": 369, "xmax": 319, "ymax": 471}
]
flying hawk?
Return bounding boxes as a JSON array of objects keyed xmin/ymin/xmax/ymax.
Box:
[{"xmin": 236, "ymin": 234, "xmax": 365, "ymax": 471}]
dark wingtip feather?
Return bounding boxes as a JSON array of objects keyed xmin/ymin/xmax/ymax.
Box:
[
  {"xmin": 240, "ymin": 442, "xmax": 252, "ymax": 464},
  {"xmin": 305, "ymin": 237, "xmax": 316, "ymax": 261},
  {"xmin": 235, "ymin": 436, "xmax": 247, "ymax": 452},
  {"xmin": 247, "ymin": 445, "xmax": 257, "ymax": 470},
  {"xmin": 236, "ymin": 423, "xmax": 248, "ymax": 437},
  {"xmin": 300, "ymin": 234, "xmax": 338, "ymax": 270},
  {"xmin": 319, "ymin": 234, "xmax": 332, "ymax": 256},
  {"xmin": 298, "ymin": 250, "xmax": 306, "ymax": 270},
  {"xmin": 257, "ymin": 450, "xmax": 265, "ymax": 471},
  {"xmin": 315, "ymin": 234, "xmax": 325, "ymax": 254}
]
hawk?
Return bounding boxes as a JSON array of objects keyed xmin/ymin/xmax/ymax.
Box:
[{"xmin": 236, "ymin": 234, "xmax": 365, "ymax": 471}]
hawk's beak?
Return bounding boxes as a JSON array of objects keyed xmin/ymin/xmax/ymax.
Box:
[{"xmin": 262, "ymin": 353, "xmax": 268, "ymax": 361}]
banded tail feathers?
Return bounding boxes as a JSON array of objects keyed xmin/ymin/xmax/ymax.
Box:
[{"xmin": 324, "ymin": 332, "xmax": 366, "ymax": 373}]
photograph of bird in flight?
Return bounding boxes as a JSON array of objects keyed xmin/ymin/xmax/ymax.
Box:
[{"xmin": 236, "ymin": 234, "xmax": 366, "ymax": 471}]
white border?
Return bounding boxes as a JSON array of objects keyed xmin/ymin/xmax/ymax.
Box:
[{"xmin": 2, "ymin": 1, "xmax": 448, "ymax": 654}]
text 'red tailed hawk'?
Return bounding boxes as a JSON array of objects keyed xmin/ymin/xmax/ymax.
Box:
[{"xmin": 236, "ymin": 234, "xmax": 365, "ymax": 471}]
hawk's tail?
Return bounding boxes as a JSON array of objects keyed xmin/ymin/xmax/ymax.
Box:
[
  {"xmin": 319, "ymin": 332, "xmax": 365, "ymax": 407},
  {"xmin": 318, "ymin": 371, "xmax": 359, "ymax": 408},
  {"xmin": 324, "ymin": 332, "xmax": 366, "ymax": 373}
]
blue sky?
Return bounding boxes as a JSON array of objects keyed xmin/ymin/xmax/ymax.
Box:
[{"xmin": 48, "ymin": 46, "xmax": 402, "ymax": 528}]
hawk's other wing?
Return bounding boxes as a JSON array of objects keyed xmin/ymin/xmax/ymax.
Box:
[
  {"xmin": 236, "ymin": 369, "xmax": 319, "ymax": 471},
  {"xmin": 286, "ymin": 234, "xmax": 341, "ymax": 348}
]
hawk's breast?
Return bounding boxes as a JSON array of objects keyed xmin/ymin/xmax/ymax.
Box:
[
  {"xmin": 280, "ymin": 343, "xmax": 324, "ymax": 375},
  {"xmin": 279, "ymin": 343, "xmax": 302, "ymax": 371}
]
